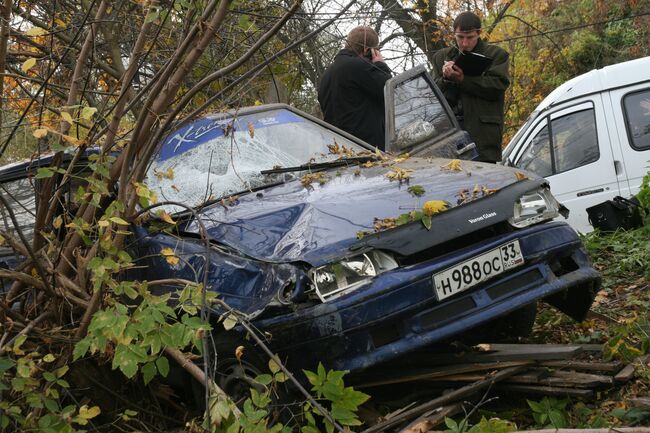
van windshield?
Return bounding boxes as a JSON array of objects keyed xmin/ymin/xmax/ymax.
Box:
[{"xmin": 502, "ymin": 110, "xmax": 539, "ymax": 164}]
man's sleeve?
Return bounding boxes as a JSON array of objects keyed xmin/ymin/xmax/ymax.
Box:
[
  {"xmin": 431, "ymin": 50, "xmax": 450, "ymax": 91},
  {"xmin": 354, "ymin": 61, "xmax": 392, "ymax": 102},
  {"xmin": 458, "ymin": 47, "xmax": 510, "ymax": 101}
]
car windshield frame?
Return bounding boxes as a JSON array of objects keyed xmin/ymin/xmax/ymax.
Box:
[{"xmin": 144, "ymin": 104, "xmax": 374, "ymax": 213}]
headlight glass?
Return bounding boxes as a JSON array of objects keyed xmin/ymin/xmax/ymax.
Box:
[
  {"xmin": 309, "ymin": 251, "xmax": 398, "ymax": 302},
  {"xmin": 508, "ymin": 187, "xmax": 560, "ymax": 228}
]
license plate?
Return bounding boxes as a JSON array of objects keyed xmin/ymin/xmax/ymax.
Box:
[{"xmin": 433, "ymin": 240, "xmax": 524, "ymax": 301}]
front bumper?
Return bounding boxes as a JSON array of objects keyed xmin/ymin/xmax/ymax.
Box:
[{"xmin": 256, "ymin": 221, "xmax": 600, "ymax": 372}]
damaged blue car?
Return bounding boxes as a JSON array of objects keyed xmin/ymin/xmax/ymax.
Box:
[{"xmin": 0, "ymin": 66, "xmax": 600, "ymax": 394}]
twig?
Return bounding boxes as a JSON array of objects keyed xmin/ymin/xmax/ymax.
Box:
[
  {"xmin": 0, "ymin": 310, "xmax": 52, "ymax": 355},
  {"xmin": 361, "ymin": 365, "xmax": 530, "ymax": 433},
  {"xmin": 164, "ymin": 346, "xmax": 241, "ymax": 419}
]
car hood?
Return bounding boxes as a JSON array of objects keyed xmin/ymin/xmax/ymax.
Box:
[{"xmin": 184, "ymin": 158, "xmax": 540, "ymax": 266}]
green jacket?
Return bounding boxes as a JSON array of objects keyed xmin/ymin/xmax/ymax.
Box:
[{"xmin": 432, "ymin": 39, "xmax": 510, "ymax": 162}]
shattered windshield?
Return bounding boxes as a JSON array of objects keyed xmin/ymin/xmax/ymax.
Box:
[{"xmin": 145, "ymin": 108, "xmax": 368, "ymax": 212}]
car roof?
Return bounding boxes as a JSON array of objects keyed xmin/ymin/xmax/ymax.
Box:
[{"xmin": 538, "ymin": 55, "xmax": 650, "ymax": 111}]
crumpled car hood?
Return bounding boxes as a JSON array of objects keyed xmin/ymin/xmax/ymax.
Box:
[{"xmin": 185, "ymin": 158, "xmax": 535, "ymax": 266}]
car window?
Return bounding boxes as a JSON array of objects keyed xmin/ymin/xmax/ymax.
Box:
[
  {"xmin": 146, "ymin": 108, "xmax": 368, "ymax": 212},
  {"xmin": 551, "ymin": 108, "xmax": 599, "ymax": 173},
  {"xmin": 623, "ymin": 88, "xmax": 650, "ymax": 150},
  {"xmin": 515, "ymin": 121, "xmax": 552, "ymax": 177},
  {"xmin": 390, "ymin": 75, "xmax": 454, "ymax": 150},
  {"xmin": 0, "ymin": 177, "xmax": 36, "ymax": 256}
]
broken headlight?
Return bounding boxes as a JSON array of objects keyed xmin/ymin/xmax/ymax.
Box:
[
  {"xmin": 308, "ymin": 251, "xmax": 398, "ymax": 302},
  {"xmin": 508, "ymin": 187, "xmax": 560, "ymax": 228}
]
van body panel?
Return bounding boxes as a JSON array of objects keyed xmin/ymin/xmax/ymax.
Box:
[
  {"xmin": 504, "ymin": 56, "xmax": 650, "ymax": 232},
  {"xmin": 607, "ymin": 84, "xmax": 650, "ymax": 197}
]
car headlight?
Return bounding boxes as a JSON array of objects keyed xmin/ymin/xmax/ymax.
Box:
[
  {"xmin": 508, "ymin": 187, "xmax": 560, "ymax": 228},
  {"xmin": 309, "ymin": 251, "xmax": 398, "ymax": 302}
]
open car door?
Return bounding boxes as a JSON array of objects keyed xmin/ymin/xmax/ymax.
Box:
[{"xmin": 384, "ymin": 65, "xmax": 477, "ymax": 159}]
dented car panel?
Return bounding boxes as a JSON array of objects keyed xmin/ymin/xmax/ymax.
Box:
[
  {"xmin": 0, "ymin": 66, "xmax": 601, "ymax": 376},
  {"xmin": 183, "ymin": 158, "xmax": 527, "ymax": 266}
]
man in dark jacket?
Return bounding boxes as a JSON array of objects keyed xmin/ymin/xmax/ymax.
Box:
[
  {"xmin": 432, "ymin": 12, "xmax": 510, "ymax": 162},
  {"xmin": 318, "ymin": 26, "xmax": 392, "ymax": 150}
]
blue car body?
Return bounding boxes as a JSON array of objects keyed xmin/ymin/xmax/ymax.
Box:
[{"xmin": 0, "ymin": 66, "xmax": 600, "ymax": 376}]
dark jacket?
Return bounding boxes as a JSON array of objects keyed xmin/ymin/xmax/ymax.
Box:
[
  {"xmin": 318, "ymin": 49, "xmax": 392, "ymax": 149},
  {"xmin": 432, "ymin": 39, "xmax": 510, "ymax": 162}
]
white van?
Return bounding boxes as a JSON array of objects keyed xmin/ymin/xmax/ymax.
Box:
[{"xmin": 502, "ymin": 56, "xmax": 650, "ymax": 233}]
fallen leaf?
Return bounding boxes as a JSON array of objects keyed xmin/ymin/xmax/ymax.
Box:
[
  {"xmin": 514, "ymin": 171, "xmax": 529, "ymax": 181},
  {"xmin": 385, "ymin": 167, "xmax": 414, "ymax": 182},
  {"xmin": 422, "ymin": 200, "xmax": 448, "ymax": 216},
  {"xmin": 408, "ymin": 185, "xmax": 425, "ymax": 197},
  {"xmin": 441, "ymin": 159, "xmax": 462, "ymax": 171},
  {"xmin": 247, "ymin": 122, "xmax": 255, "ymax": 138}
]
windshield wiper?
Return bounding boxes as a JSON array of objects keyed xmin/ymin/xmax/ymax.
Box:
[{"xmin": 260, "ymin": 156, "xmax": 378, "ymax": 175}]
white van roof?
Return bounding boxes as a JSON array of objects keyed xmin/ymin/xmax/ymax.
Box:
[{"xmin": 537, "ymin": 55, "xmax": 650, "ymax": 111}]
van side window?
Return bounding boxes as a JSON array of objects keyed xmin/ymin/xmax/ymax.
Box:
[
  {"xmin": 623, "ymin": 89, "xmax": 650, "ymax": 150},
  {"xmin": 551, "ymin": 109, "xmax": 599, "ymax": 173},
  {"xmin": 0, "ymin": 177, "xmax": 36, "ymax": 256},
  {"xmin": 514, "ymin": 106, "xmax": 598, "ymax": 177},
  {"xmin": 516, "ymin": 122, "xmax": 552, "ymax": 177}
]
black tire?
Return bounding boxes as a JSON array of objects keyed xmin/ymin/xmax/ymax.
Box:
[{"xmin": 215, "ymin": 337, "xmax": 268, "ymax": 404}]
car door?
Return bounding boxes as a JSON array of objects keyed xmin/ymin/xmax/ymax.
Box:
[
  {"xmin": 510, "ymin": 98, "xmax": 622, "ymax": 233},
  {"xmin": 605, "ymin": 85, "xmax": 650, "ymax": 196},
  {"xmin": 383, "ymin": 65, "xmax": 477, "ymax": 159}
]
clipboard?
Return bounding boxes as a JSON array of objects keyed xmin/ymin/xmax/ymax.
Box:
[{"xmin": 453, "ymin": 51, "xmax": 493, "ymax": 76}]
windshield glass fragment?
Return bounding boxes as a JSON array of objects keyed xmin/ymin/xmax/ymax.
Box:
[{"xmin": 145, "ymin": 109, "xmax": 367, "ymax": 212}]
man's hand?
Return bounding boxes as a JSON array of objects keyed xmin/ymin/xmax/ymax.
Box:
[
  {"xmin": 442, "ymin": 61, "xmax": 464, "ymax": 82},
  {"xmin": 371, "ymin": 48, "xmax": 384, "ymax": 63}
]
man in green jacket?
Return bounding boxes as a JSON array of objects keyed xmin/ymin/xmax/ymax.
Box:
[{"xmin": 432, "ymin": 11, "xmax": 510, "ymax": 163}]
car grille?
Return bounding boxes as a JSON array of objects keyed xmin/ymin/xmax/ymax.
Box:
[{"xmin": 398, "ymin": 221, "xmax": 514, "ymax": 266}]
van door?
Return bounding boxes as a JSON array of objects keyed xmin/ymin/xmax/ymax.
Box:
[
  {"xmin": 605, "ymin": 85, "xmax": 650, "ymax": 197},
  {"xmin": 383, "ymin": 65, "xmax": 477, "ymax": 159},
  {"xmin": 511, "ymin": 98, "xmax": 622, "ymax": 233}
]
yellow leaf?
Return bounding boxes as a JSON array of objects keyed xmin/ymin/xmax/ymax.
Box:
[
  {"xmin": 441, "ymin": 159, "xmax": 462, "ymax": 171},
  {"xmin": 158, "ymin": 211, "xmax": 175, "ymax": 225},
  {"xmin": 25, "ymin": 27, "xmax": 48, "ymax": 37},
  {"xmin": 53, "ymin": 215, "xmax": 63, "ymax": 229},
  {"xmin": 0, "ymin": 234, "xmax": 5, "ymax": 246},
  {"xmin": 55, "ymin": 18, "xmax": 66, "ymax": 28},
  {"xmin": 109, "ymin": 217, "xmax": 129, "ymax": 226},
  {"xmin": 98, "ymin": 220, "xmax": 110, "ymax": 228},
  {"xmin": 62, "ymin": 134, "xmax": 82, "ymax": 146},
  {"xmin": 160, "ymin": 247, "xmax": 179, "ymax": 266},
  {"xmin": 78, "ymin": 405, "xmax": 101, "ymax": 420},
  {"xmin": 514, "ymin": 171, "xmax": 529, "ymax": 181},
  {"xmin": 235, "ymin": 345, "xmax": 245, "ymax": 361},
  {"xmin": 422, "ymin": 200, "xmax": 448, "ymax": 216},
  {"xmin": 80, "ymin": 106, "xmax": 97, "ymax": 121},
  {"xmin": 254, "ymin": 100, "xmax": 263, "ymax": 106},
  {"xmin": 60, "ymin": 111, "xmax": 74, "ymax": 124},
  {"xmin": 33, "ymin": 128, "xmax": 48, "ymax": 138},
  {"xmin": 43, "ymin": 354, "xmax": 56, "ymax": 363},
  {"xmin": 21, "ymin": 57, "xmax": 37, "ymax": 73}
]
